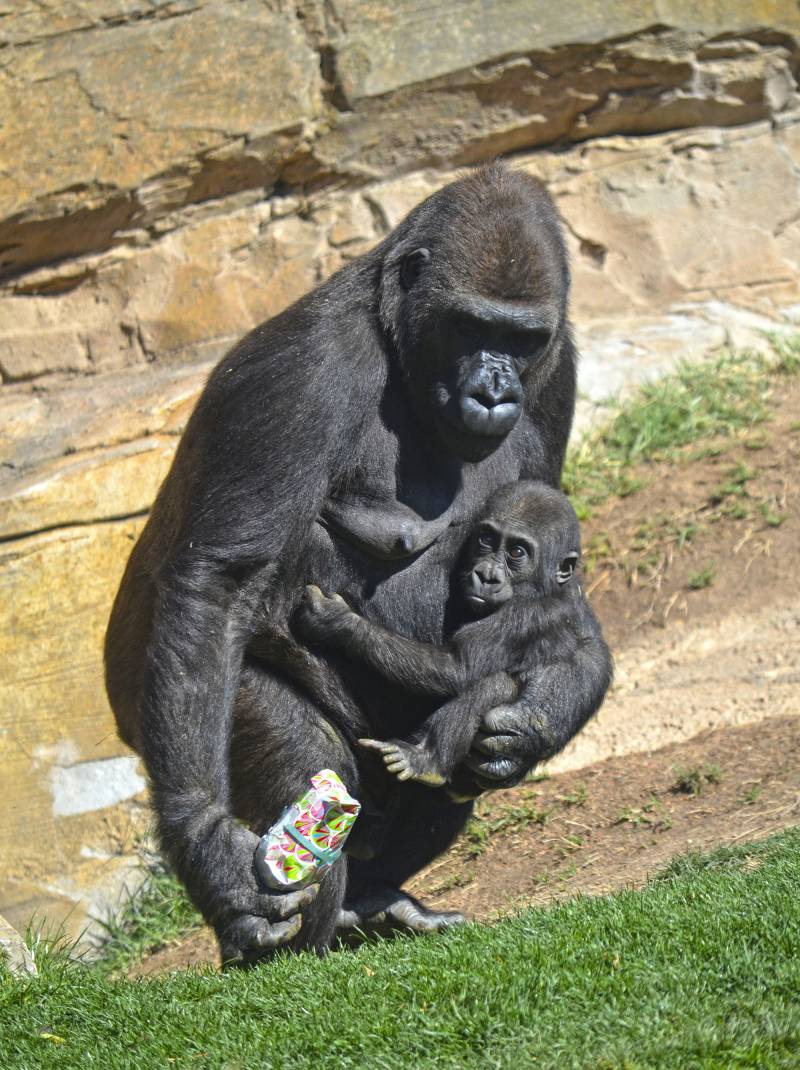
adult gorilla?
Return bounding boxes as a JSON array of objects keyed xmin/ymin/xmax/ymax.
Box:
[{"xmin": 105, "ymin": 163, "xmax": 612, "ymax": 962}]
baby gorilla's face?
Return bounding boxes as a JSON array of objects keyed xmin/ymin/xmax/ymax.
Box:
[{"xmin": 460, "ymin": 519, "xmax": 537, "ymax": 616}]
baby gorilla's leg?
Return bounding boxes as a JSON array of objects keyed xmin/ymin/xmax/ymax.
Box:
[
  {"xmin": 359, "ymin": 736, "xmax": 447, "ymax": 786},
  {"xmin": 361, "ymin": 672, "xmax": 519, "ymax": 787}
]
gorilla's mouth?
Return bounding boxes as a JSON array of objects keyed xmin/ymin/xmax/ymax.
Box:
[
  {"xmin": 435, "ymin": 395, "xmax": 522, "ymax": 462},
  {"xmin": 430, "ymin": 360, "xmax": 524, "ymax": 461},
  {"xmin": 458, "ymin": 395, "xmax": 521, "ymax": 438},
  {"xmin": 463, "ymin": 590, "xmax": 510, "ymax": 616}
]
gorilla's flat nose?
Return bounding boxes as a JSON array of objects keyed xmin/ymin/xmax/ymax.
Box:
[
  {"xmin": 468, "ymin": 355, "xmax": 521, "ymax": 410},
  {"xmin": 474, "ymin": 561, "xmax": 503, "ymax": 587},
  {"xmin": 470, "ymin": 378, "xmax": 518, "ymax": 410}
]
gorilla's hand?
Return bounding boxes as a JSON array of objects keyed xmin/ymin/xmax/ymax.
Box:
[
  {"xmin": 185, "ymin": 816, "xmax": 318, "ymax": 964},
  {"xmin": 462, "ymin": 704, "xmax": 546, "ymax": 791},
  {"xmin": 295, "ymin": 585, "xmax": 361, "ymax": 645}
]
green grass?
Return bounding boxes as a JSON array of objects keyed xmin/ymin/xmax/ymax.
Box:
[
  {"xmin": 687, "ymin": 563, "xmax": 716, "ymax": 590},
  {"xmin": 3, "ymin": 829, "xmax": 799, "ymax": 1069},
  {"xmin": 563, "ymin": 345, "xmax": 793, "ymax": 519},
  {"xmin": 671, "ymin": 764, "xmax": 722, "ymax": 795},
  {"xmin": 463, "ymin": 795, "xmax": 552, "ymax": 860}
]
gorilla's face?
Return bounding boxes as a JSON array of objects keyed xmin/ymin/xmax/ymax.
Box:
[
  {"xmin": 388, "ymin": 182, "xmax": 568, "ymax": 463},
  {"xmin": 426, "ymin": 299, "xmax": 553, "ymax": 462},
  {"xmin": 377, "ymin": 169, "xmax": 571, "ymax": 463},
  {"xmin": 459, "ymin": 481, "xmax": 581, "ymax": 616},
  {"xmin": 399, "ymin": 264, "xmax": 557, "ymax": 462}
]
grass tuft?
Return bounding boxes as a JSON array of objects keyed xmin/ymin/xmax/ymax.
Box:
[
  {"xmin": 768, "ymin": 333, "xmax": 800, "ymax": 375},
  {"xmin": 94, "ymin": 861, "xmax": 202, "ymax": 976},
  {"xmin": 671, "ymin": 763, "xmax": 722, "ymax": 796},
  {"xmin": 687, "ymin": 563, "xmax": 716, "ymax": 590},
  {"xmin": 563, "ymin": 345, "xmax": 796, "ymax": 518}
]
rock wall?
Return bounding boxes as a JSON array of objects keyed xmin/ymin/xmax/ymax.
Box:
[{"xmin": 2, "ymin": 1, "xmax": 800, "ymax": 944}]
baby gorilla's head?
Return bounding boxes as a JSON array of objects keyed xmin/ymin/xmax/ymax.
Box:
[{"xmin": 460, "ymin": 481, "xmax": 580, "ymax": 616}]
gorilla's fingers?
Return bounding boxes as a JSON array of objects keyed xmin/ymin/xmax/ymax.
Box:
[
  {"xmin": 359, "ymin": 737, "xmax": 391, "ymax": 753},
  {"xmin": 339, "ymin": 888, "xmax": 465, "ymax": 936},
  {"xmin": 257, "ymin": 915, "xmax": 303, "ymax": 947},
  {"xmin": 470, "ymin": 730, "xmax": 517, "ymax": 758},
  {"xmin": 463, "ymin": 752, "xmax": 520, "ymax": 782},
  {"xmin": 302, "ymin": 584, "xmax": 329, "ymax": 612},
  {"xmin": 384, "ymin": 896, "xmax": 465, "ymax": 932},
  {"xmin": 222, "ymin": 912, "xmax": 302, "ymax": 956},
  {"xmin": 273, "ymin": 884, "xmax": 318, "ymax": 919},
  {"xmin": 243, "ymin": 883, "xmax": 318, "ymax": 923},
  {"xmin": 335, "ymin": 907, "xmax": 363, "ymax": 930}
]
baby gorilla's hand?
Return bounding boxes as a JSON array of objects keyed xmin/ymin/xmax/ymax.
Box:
[{"xmin": 295, "ymin": 585, "xmax": 361, "ymax": 644}]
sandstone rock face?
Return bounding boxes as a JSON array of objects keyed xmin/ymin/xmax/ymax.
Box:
[{"xmin": 1, "ymin": 2, "xmax": 800, "ymax": 946}]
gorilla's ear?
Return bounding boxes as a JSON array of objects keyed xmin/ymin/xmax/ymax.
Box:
[
  {"xmin": 399, "ymin": 247, "xmax": 431, "ymax": 291},
  {"xmin": 556, "ymin": 552, "xmax": 579, "ymax": 585}
]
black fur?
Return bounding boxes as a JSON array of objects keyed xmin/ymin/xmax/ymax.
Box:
[
  {"xmin": 104, "ymin": 163, "xmax": 612, "ymax": 961},
  {"xmin": 297, "ymin": 481, "xmax": 610, "ymax": 791}
]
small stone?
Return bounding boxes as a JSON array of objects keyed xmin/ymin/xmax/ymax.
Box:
[{"xmin": 0, "ymin": 914, "xmax": 36, "ymax": 977}]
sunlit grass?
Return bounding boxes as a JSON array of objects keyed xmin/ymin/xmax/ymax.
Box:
[
  {"xmin": 3, "ymin": 830, "xmax": 798, "ymax": 1069},
  {"xmin": 563, "ymin": 344, "xmax": 797, "ymax": 519}
]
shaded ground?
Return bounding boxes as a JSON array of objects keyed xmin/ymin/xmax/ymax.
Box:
[{"xmin": 128, "ymin": 373, "xmax": 800, "ymax": 976}]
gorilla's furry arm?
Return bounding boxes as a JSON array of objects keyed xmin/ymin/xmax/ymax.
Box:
[
  {"xmin": 108, "ymin": 294, "xmax": 383, "ymax": 951},
  {"xmin": 463, "ymin": 599, "xmax": 613, "ymax": 788}
]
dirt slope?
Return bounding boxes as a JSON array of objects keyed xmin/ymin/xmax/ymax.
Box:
[{"xmin": 551, "ymin": 378, "xmax": 800, "ymax": 773}]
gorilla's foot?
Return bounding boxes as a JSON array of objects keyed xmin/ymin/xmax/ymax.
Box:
[
  {"xmin": 359, "ymin": 737, "xmax": 446, "ymax": 786},
  {"xmin": 338, "ymin": 886, "xmax": 466, "ymax": 936}
]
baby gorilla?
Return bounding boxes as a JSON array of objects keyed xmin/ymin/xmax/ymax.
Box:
[{"xmin": 297, "ymin": 481, "xmax": 586, "ymax": 789}]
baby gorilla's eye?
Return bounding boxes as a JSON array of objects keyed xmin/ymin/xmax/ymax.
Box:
[
  {"xmin": 508, "ymin": 544, "xmax": 528, "ymax": 561},
  {"xmin": 477, "ymin": 533, "xmax": 493, "ymax": 550}
]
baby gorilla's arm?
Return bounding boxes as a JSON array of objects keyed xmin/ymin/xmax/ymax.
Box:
[
  {"xmin": 295, "ymin": 585, "xmax": 470, "ymax": 697},
  {"xmin": 361, "ymin": 672, "xmax": 518, "ymax": 786},
  {"xmin": 295, "ymin": 586, "xmax": 520, "ymax": 786}
]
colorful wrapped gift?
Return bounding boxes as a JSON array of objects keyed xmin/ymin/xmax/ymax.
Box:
[{"xmin": 254, "ymin": 769, "xmax": 361, "ymax": 890}]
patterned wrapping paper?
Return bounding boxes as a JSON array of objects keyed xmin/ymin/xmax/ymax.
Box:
[{"xmin": 254, "ymin": 769, "xmax": 361, "ymax": 890}]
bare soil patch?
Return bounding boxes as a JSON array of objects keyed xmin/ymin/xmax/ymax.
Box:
[
  {"xmin": 412, "ymin": 714, "xmax": 800, "ymax": 920},
  {"xmin": 583, "ymin": 374, "xmax": 800, "ymax": 649},
  {"xmin": 128, "ymin": 377, "xmax": 800, "ymax": 976}
]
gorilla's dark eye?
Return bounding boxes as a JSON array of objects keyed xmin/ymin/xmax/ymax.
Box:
[
  {"xmin": 477, "ymin": 532, "xmax": 493, "ymax": 551},
  {"xmin": 508, "ymin": 544, "xmax": 528, "ymax": 561},
  {"xmin": 510, "ymin": 329, "xmax": 551, "ymax": 370},
  {"xmin": 400, "ymin": 247, "xmax": 431, "ymax": 290},
  {"xmin": 557, "ymin": 553, "xmax": 578, "ymax": 584}
]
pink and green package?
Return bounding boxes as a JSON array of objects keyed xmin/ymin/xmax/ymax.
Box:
[{"xmin": 254, "ymin": 769, "xmax": 361, "ymax": 890}]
